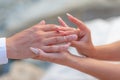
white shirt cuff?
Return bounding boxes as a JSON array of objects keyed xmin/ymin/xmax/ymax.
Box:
[{"xmin": 0, "ymin": 38, "xmax": 8, "ymax": 64}]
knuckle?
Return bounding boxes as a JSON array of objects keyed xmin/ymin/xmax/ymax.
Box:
[
  {"xmin": 53, "ymin": 37, "xmax": 60, "ymax": 43},
  {"xmin": 32, "ymin": 25, "xmax": 39, "ymax": 31},
  {"xmin": 48, "ymin": 24, "xmax": 59, "ymax": 29},
  {"xmin": 46, "ymin": 46, "xmax": 55, "ymax": 52},
  {"xmin": 64, "ymin": 36, "xmax": 67, "ymax": 42},
  {"xmin": 64, "ymin": 36, "xmax": 69, "ymax": 42}
]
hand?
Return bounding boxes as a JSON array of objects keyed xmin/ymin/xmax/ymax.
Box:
[
  {"xmin": 30, "ymin": 46, "xmax": 75, "ymax": 65},
  {"xmin": 31, "ymin": 43, "xmax": 120, "ymax": 80},
  {"xmin": 58, "ymin": 13, "xmax": 96, "ymax": 57},
  {"xmin": 6, "ymin": 21, "xmax": 78, "ymax": 59}
]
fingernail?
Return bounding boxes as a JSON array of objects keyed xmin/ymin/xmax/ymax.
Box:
[
  {"xmin": 58, "ymin": 16, "xmax": 62, "ymax": 20},
  {"xmin": 68, "ymin": 34, "xmax": 78, "ymax": 40},
  {"xmin": 66, "ymin": 13, "xmax": 72, "ymax": 17},
  {"xmin": 30, "ymin": 47, "xmax": 40, "ymax": 55},
  {"xmin": 39, "ymin": 20, "xmax": 45, "ymax": 24}
]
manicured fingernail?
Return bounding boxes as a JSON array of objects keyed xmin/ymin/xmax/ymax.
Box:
[
  {"xmin": 58, "ymin": 16, "xmax": 63, "ymax": 21},
  {"xmin": 68, "ymin": 34, "xmax": 78, "ymax": 40},
  {"xmin": 30, "ymin": 47, "xmax": 39, "ymax": 55},
  {"xmin": 58, "ymin": 16, "xmax": 61, "ymax": 20},
  {"xmin": 39, "ymin": 20, "xmax": 45, "ymax": 24},
  {"xmin": 66, "ymin": 13, "xmax": 72, "ymax": 17}
]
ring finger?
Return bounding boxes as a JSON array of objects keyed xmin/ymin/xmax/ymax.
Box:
[{"xmin": 43, "ymin": 34, "xmax": 78, "ymax": 45}]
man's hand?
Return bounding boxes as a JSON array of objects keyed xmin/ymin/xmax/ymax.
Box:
[{"xmin": 6, "ymin": 21, "xmax": 78, "ymax": 59}]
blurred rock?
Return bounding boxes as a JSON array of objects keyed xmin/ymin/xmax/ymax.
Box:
[{"xmin": 0, "ymin": 61, "xmax": 44, "ymax": 80}]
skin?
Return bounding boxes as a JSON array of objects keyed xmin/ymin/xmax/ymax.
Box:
[
  {"xmin": 6, "ymin": 20, "xmax": 78, "ymax": 59},
  {"xmin": 31, "ymin": 14, "xmax": 120, "ymax": 80},
  {"xmin": 60, "ymin": 13, "xmax": 120, "ymax": 61},
  {"xmin": 33, "ymin": 50, "xmax": 120, "ymax": 80}
]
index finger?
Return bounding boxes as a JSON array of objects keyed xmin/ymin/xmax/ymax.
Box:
[
  {"xmin": 58, "ymin": 17, "xmax": 68, "ymax": 27},
  {"xmin": 67, "ymin": 13, "xmax": 89, "ymax": 31}
]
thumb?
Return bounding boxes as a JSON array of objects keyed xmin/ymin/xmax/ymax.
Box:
[{"xmin": 71, "ymin": 41, "xmax": 79, "ymax": 48}]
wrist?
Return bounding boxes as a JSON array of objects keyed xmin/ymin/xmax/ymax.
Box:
[
  {"xmin": 78, "ymin": 44, "xmax": 96, "ymax": 58},
  {"xmin": 6, "ymin": 38, "xmax": 17, "ymax": 59},
  {"xmin": 62, "ymin": 54, "xmax": 81, "ymax": 67},
  {"xmin": 87, "ymin": 45, "xmax": 97, "ymax": 58},
  {"xmin": 63, "ymin": 54, "xmax": 85, "ymax": 71}
]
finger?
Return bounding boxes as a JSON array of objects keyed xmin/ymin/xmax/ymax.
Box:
[
  {"xmin": 42, "ymin": 43, "xmax": 70, "ymax": 52},
  {"xmin": 59, "ymin": 29, "xmax": 80, "ymax": 36},
  {"xmin": 71, "ymin": 41, "xmax": 79, "ymax": 47},
  {"xmin": 66, "ymin": 13, "xmax": 88, "ymax": 31},
  {"xmin": 43, "ymin": 34, "xmax": 78, "ymax": 45},
  {"xmin": 44, "ymin": 31, "xmax": 62, "ymax": 38},
  {"xmin": 58, "ymin": 17, "xmax": 68, "ymax": 27},
  {"xmin": 57, "ymin": 27, "xmax": 75, "ymax": 31},
  {"xmin": 44, "ymin": 29, "xmax": 79, "ymax": 38},
  {"xmin": 39, "ymin": 20, "xmax": 46, "ymax": 25},
  {"xmin": 30, "ymin": 48, "xmax": 52, "ymax": 60},
  {"xmin": 42, "ymin": 24, "xmax": 60, "ymax": 31},
  {"xmin": 31, "ymin": 24, "xmax": 59, "ymax": 32},
  {"xmin": 30, "ymin": 47, "xmax": 40, "ymax": 55},
  {"xmin": 31, "ymin": 48, "xmax": 60, "ymax": 61}
]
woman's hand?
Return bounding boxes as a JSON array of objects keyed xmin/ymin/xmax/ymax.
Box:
[
  {"xmin": 30, "ymin": 40, "xmax": 120, "ymax": 80},
  {"xmin": 30, "ymin": 46, "xmax": 75, "ymax": 65},
  {"xmin": 58, "ymin": 14, "xmax": 96, "ymax": 57}
]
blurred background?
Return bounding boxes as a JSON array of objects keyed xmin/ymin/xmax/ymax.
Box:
[{"xmin": 1, "ymin": 0, "xmax": 120, "ymax": 80}]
